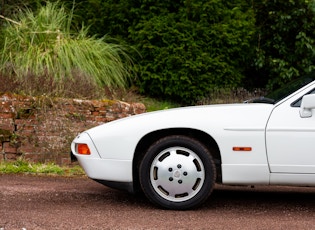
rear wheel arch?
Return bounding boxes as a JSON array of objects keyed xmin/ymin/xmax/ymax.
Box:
[{"xmin": 132, "ymin": 128, "xmax": 222, "ymax": 194}]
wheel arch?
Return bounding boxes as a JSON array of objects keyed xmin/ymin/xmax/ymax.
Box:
[{"xmin": 132, "ymin": 128, "xmax": 222, "ymax": 193}]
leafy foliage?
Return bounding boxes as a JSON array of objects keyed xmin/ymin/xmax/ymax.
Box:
[
  {"xmin": 2, "ymin": 0, "xmax": 315, "ymax": 104},
  {"xmin": 0, "ymin": 1, "xmax": 134, "ymax": 92},
  {"xmin": 128, "ymin": 0, "xmax": 255, "ymax": 104},
  {"xmin": 54, "ymin": 0, "xmax": 256, "ymax": 104},
  {"xmin": 70, "ymin": 0, "xmax": 133, "ymax": 39},
  {"xmin": 253, "ymin": 0, "xmax": 315, "ymax": 89}
]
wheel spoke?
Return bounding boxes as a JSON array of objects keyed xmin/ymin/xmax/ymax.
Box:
[
  {"xmin": 150, "ymin": 146, "xmax": 205, "ymax": 202},
  {"xmin": 140, "ymin": 136, "xmax": 216, "ymax": 209}
]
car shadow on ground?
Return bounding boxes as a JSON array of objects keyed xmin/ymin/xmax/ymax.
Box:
[
  {"xmin": 201, "ymin": 184, "xmax": 315, "ymax": 211},
  {"xmin": 87, "ymin": 183, "xmax": 315, "ymax": 211}
]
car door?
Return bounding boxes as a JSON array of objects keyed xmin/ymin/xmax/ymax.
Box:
[{"xmin": 266, "ymin": 88, "xmax": 315, "ymax": 174}]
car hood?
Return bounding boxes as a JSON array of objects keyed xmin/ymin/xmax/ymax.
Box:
[{"xmin": 87, "ymin": 103, "xmax": 274, "ymax": 138}]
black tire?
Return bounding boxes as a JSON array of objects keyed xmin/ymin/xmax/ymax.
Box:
[{"xmin": 139, "ymin": 135, "xmax": 216, "ymax": 210}]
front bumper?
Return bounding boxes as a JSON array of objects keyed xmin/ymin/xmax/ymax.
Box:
[
  {"xmin": 75, "ymin": 156, "xmax": 133, "ymax": 182},
  {"xmin": 71, "ymin": 132, "xmax": 134, "ymax": 188}
]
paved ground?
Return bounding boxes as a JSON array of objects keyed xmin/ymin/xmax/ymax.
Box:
[{"xmin": 0, "ymin": 174, "xmax": 315, "ymax": 229}]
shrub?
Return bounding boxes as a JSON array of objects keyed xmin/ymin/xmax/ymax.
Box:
[
  {"xmin": 252, "ymin": 0, "xmax": 315, "ymax": 89},
  {"xmin": 129, "ymin": 0, "xmax": 255, "ymax": 104},
  {"xmin": 0, "ymin": 1, "xmax": 134, "ymax": 96},
  {"xmin": 53, "ymin": 0, "xmax": 256, "ymax": 104}
]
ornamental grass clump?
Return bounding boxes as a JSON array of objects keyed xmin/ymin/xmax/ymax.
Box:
[{"xmin": 0, "ymin": 2, "xmax": 134, "ymax": 93}]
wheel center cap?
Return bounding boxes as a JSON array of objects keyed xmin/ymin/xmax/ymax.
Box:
[{"xmin": 173, "ymin": 170, "xmax": 181, "ymax": 178}]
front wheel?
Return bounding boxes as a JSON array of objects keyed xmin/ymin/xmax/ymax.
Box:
[{"xmin": 139, "ymin": 135, "xmax": 216, "ymax": 210}]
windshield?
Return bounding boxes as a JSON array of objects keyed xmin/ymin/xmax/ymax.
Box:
[{"xmin": 248, "ymin": 73, "xmax": 315, "ymax": 104}]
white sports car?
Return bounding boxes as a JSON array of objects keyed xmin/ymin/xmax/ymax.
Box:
[{"xmin": 71, "ymin": 75, "xmax": 315, "ymax": 210}]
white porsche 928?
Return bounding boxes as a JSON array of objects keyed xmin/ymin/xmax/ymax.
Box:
[{"xmin": 71, "ymin": 75, "xmax": 315, "ymax": 210}]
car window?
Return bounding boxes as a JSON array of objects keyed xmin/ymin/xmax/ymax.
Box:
[
  {"xmin": 248, "ymin": 74, "xmax": 315, "ymax": 104},
  {"xmin": 266, "ymin": 75, "xmax": 315, "ymax": 103},
  {"xmin": 291, "ymin": 88, "xmax": 315, "ymax": 107}
]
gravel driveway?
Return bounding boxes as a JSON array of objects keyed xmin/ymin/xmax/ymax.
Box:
[{"xmin": 0, "ymin": 174, "xmax": 315, "ymax": 229}]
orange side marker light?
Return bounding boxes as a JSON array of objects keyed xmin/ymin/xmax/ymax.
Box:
[
  {"xmin": 77, "ymin": 143, "xmax": 91, "ymax": 155},
  {"xmin": 233, "ymin": 147, "xmax": 252, "ymax": 151}
]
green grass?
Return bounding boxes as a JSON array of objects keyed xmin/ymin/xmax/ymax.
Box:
[
  {"xmin": 0, "ymin": 159, "xmax": 85, "ymax": 177},
  {"xmin": 141, "ymin": 97, "xmax": 181, "ymax": 112}
]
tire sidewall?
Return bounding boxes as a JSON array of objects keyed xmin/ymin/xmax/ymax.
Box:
[{"xmin": 139, "ymin": 135, "xmax": 216, "ymax": 210}]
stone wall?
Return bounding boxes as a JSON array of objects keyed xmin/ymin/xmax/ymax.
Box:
[{"xmin": 0, "ymin": 93, "xmax": 146, "ymax": 165}]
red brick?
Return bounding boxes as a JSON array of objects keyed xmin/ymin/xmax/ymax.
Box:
[
  {"xmin": 0, "ymin": 94, "xmax": 146, "ymax": 164},
  {"xmin": 60, "ymin": 157, "xmax": 71, "ymax": 166},
  {"xmin": 0, "ymin": 112, "xmax": 15, "ymax": 119},
  {"xmin": 19, "ymin": 144, "xmax": 40, "ymax": 154},
  {"xmin": 91, "ymin": 111, "xmax": 100, "ymax": 116},
  {"xmin": 0, "ymin": 119, "xmax": 14, "ymax": 132},
  {"xmin": 5, "ymin": 153, "xmax": 18, "ymax": 161},
  {"xmin": 3, "ymin": 142, "xmax": 17, "ymax": 154},
  {"xmin": 95, "ymin": 116, "xmax": 107, "ymax": 123},
  {"xmin": 23, "ymin": 153, "xmax": 41, "ymax": 163}
]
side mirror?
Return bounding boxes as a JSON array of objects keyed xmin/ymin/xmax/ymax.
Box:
[{"xmin": 300, "ymin": 94, "xmax": 315, "ymax": 118}]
